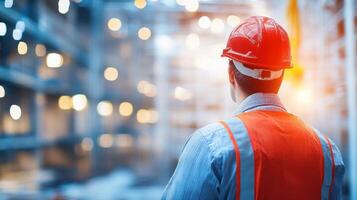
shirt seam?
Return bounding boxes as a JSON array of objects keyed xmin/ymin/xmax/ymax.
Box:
[
  {"xmin": 197, "ymin": 128, "xmax": 217, "ymax": 167},
  {"xmin": 197, "ymin": 126, "xmax": 222, "ymax": 182}
]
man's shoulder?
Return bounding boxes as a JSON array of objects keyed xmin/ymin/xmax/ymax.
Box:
[
  {"xmin": 193, "ymin": 118, "xmax": 245, "ymax": 157},
  {"xmin": 196, "ymin": 122, "xmax": 225, "ymax": 137},
  {"xmin": 311, "ymin": 127, "xmax": 344, "ymax": 165}
]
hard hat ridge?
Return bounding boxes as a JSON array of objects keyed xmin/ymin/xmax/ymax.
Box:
[{"xmin": 222, "ymin": 16, "xmax": 292, "ymax": 70}]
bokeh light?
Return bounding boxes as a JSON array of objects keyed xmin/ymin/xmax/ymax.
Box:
[
  {"xmin": 97, "ymin": 101, "xmax": 113, "ymax": 116},
  {"xmin": 72, "ymin": 94, "xmax": 87, "ymax": 111},
  {"xmin": 227, "ymin": 15, "xmax": 241, "ymax": 28},
  {"xmin": 211, "ymin": 18, "xmax": 225, "ymax": 33},
  {"xmin": 176, "ymin": 0, "xmax": 186, "ymax": 6},
  {"xmin": 58, "ymin": 95, "xmax": 72, "ymax": 110},
  {"xmin": 0, "ymin": 22, "xmax": 7, "ymax": 36},
  {"xmin": 136, "ymin": 109, "xmax": 158, "ymax": 124},
  {"xmin": 0, "ymin": 85, "xmax": 5, "ymax": 98},
  {"xmin": 35, "ymin": 44, "xmax": 46, "ymax": 57},
  {"xmin": 104, "ymin": 67, "xmax": 119, "ymax": 81},
  {"xmin": 138, "ymin": 27, "xmax": 151, "ymax": 40},
  {"xmin": 198, "ymin": 16, "xmax": 211, "ymax": 29},
  {"xmin": 107, "ymin": 18, "xmax": 122, "ymax": 31},
  {"xmin": 136, "ymin": 109, "xmax": 150, "ymax": 124},
  {"xmin": 137, "ymin": 80, "xmax": 157, "ymax": 97},
  {"xmin": 10, "ymin": 105, "xmax": 21, "ymax": 120},
  {"xmin": 185, "ymin": 0, "xmax": 199, "ymax": 12},
  {"xmin": 81, "ymin": 137, "xmax": 93, "ymax": 151},
  {"xmin": 46, "ymin": 53, "xmax": 64, "ymax": 68},
  {"xmin": 174, "ymin": 86, "xmax": 192, "ymax": 101},
  {"xmin": 4, "ymin": 0, "xmax": 13, "ymax": 8},
  {"xmin": 119, "ymin": 102, "xmax": 134, "ymax": 117},
  {"xmin": 115, "ymin": 134, "xmax": 134, "ymax": 148},
  {"xmin": 58, "ymin": 0, "xmax": 70, "ymax": 14},
  {"xmin": 17, "ymin": 41, "xmax": 27, "ymax": 55},
  {"xmin": 148, "ymin": 109, "xmax": 159, "ymax": 123},
  {"xmin": 12, "ymin": 29, "xmax": 22, "ymax": 40},
  {"xmin": 16, "ymin": 21, "xmax": 25, "ymax": 32},
  {"xmin": 134, "ymin": 0, "xmax": 147, "ymax": 9},
  {"xmin": 99, "ymin": 134, "xmax": 114, "ymax": 148}
]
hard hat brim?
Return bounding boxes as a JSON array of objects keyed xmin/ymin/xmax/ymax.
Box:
[{"xmin": 221, "ymin": 48, "xmax": 293, "ymax": 70}]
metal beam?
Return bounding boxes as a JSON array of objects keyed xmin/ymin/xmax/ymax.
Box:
[
  {"xmin": 105, "ymin": 1, "xmax": 254, "ymax": 15},
  {"xmin": 0, "ymin": 66, "xmax": 72, "ymax": 94},
  {"xmin": 89, "ymin": 0, "xmax": 104, "ymax": 175},
  {"xmin": 0, "ymin": 136, "xmax": 40, "ymax": 150},
  {"xmin": 344, "ymin": 0, "xmax": 357, "ymax": 199},
  {"xmin": 0, "ymin": 66, "xmax": 42, "ymax": 89}
]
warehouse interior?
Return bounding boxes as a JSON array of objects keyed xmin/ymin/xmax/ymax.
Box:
[{"xmin": 0, "ymin": 0, "xmax": 356, "ymax": 199}]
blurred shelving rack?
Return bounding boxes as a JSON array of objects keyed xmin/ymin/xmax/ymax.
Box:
[
  {"xmin": 0, "ymin": 0, "xmax": 107, "ymax": 192},
  {"xmin": 0, "ymin": 0, "xmax": 89, "ymax": 142},
  {"xmin": 0, "ymin": 1, "xmax": 158, "ymax": 195}
]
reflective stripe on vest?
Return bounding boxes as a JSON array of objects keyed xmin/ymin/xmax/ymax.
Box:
[
  {"xmin": 314, "ymin": 129, "xmax": 336, "ymax": 200},
  {"xmin": 219, "ymin": 118, "xmax": 254, "ymax": 200},
  {"xmin": 219, "ymin": 110, "xmax": 336, "ymax": 200}
]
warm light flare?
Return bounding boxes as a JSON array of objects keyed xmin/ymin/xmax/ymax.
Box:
[{"xmin": 296, "ymin": 87, "xmax": 313, "ymax": 105}]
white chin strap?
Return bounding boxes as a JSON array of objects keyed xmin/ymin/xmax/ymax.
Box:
[{"xmin": 232, "ymin": 60, "xmax": 283, "ymax": 80}]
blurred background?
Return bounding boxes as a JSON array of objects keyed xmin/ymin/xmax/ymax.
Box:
[{"xmin": 0, "ymin": 0, "xmax": 356, "ymax": 199}]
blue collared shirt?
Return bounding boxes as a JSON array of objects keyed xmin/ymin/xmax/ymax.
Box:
[{"xmin": 162, "ymin": 93, "xmax": 344, "ymax": 200}]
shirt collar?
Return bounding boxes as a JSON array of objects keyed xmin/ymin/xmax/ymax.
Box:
[{"xmin": 234, "ymin": 93, "xmax": 286, "ymax": 114}]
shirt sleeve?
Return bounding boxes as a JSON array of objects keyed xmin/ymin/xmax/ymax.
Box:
[
  {"xmin": 330, "ymin": 140, "xmax": 345, "ymax": 200},
  {"xmin": 161, "ymin": 131, "xmax": 219, "ymax": 200}
]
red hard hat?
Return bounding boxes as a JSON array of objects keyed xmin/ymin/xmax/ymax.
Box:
[{"xmin": 222, "ymin": 16, "xmax": 292, "ymax": 70}]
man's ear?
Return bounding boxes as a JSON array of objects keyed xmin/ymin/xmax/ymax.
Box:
[{"xmin": 228, "ymin": 64, "xmax": 236, "ymax": 85}]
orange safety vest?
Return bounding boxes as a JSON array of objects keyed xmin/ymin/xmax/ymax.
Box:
[{"xmin": 219, "ymin": 110, "xmax": 336, "ymax": 200}]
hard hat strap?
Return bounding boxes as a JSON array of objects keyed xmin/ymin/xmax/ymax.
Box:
[{"xmin": 232, "ymin": 60, "xmax": 283, "ymax": 81}]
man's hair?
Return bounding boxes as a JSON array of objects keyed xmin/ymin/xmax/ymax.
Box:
[{"xmin": 229, "ymin": 60, "xmax": 284, "ymax": 95}]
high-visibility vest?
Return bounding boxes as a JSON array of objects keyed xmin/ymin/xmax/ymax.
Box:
[{"xmin": 219, "ymin": 110, "xmax": 336, "ymax": 200}]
